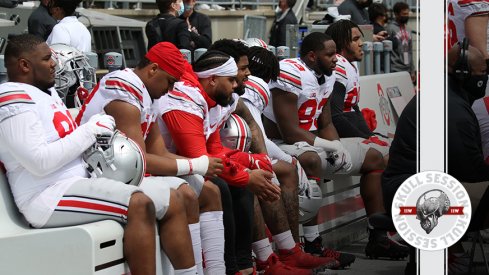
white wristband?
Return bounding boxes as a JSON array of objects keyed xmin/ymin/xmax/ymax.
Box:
[
  {"xmin": 176, "ymin": 155, "xmax": 209, "ymax": 176},
  {"xmin": 313, "ymin": 137, "xmax": 341, "ymax": 152}
]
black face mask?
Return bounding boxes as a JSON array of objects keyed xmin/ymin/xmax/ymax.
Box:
[
  {"xmin": 398, "ymin": 16, "xmax": 409, "ymax": 24},
  {"xmin": 463, "ymin": 74, "xmax": 488, "ymax": 102}
]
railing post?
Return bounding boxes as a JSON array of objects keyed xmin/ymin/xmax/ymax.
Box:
[
  {"xmin": 362, "ymin": 41, "xmax": 372, "ymax": 75},
  {"xmin": 382, "ymin": 40, "xmax": 392, "ymax": 74},
  {"xmin": 373, "ymin": 42, "xmax": 383, "ymax": 75},
  {"xmin": 180, "ymin": 49, "xmax": 192, "ymax": 64},
  {"xmin": 193, "ymin": 48, "xmax": 207, "ymax": 63},
  {"xmin": 104, "ymin": 52, "xmax": 123, "ymax": 72}
]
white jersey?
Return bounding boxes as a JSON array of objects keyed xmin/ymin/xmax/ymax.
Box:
[
  {"xmin": 242, "ymin": 75, "xmax": 293, "ymax": 163},
  {"xmin": 447, "ymin": 0, "xmax": 489, "ymax": 49},
  {"xmin": 335, "ymin": 54, "xmax": 360, "ymax": 113},
  {"xmin": 264, "ymin": 58, "xmax": 335, "ymax": 132},
  {"xmin": 157, "ymin": 80, "xmax": 239, "ymax": 153},
  {"xmin": 76, "ymin": 69, "xmax": 159, "ymax": 139},
  {"xmin": 0, "ymin": 83, "xmax": 89, "ymax": 227}
]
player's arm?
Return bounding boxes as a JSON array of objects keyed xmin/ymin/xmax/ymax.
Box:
[
  {"xmin": 271, "ymin": 87, "xmax": 317, "ymax": 145},
  {"xmin": 317, "ymin": 98, "xmax": 340, "ymax": 141},
  {"xmin": 104, "ymin": 100, "xmax": 182, "ymax": 175},
  {"xmin": 329, "ymin": 81, "xmax": 372, "ymax": 139},
  {"xmin": 465, "ymin": 14, "xmax": 489, "ymax": 59},
  {"xmin": 0, "ymin": 109, "xmax": 106, "ymax": 177},
  {"xmin": 234, "ymin": 98, "xmax": 268, "ymax": 154}
]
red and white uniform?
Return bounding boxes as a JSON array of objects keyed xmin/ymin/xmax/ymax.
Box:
[
  {"xmin": 335, "ymin": 54, "xmax": 360, "ymax": 113},
  {"xmin": 158, "ymin": 71, "xmax": 252, "ymax": 187},
  {"xmin": 76, "ymin": 69, "xmax": 158, "ymax": 138},
  {"xmin": 264, "ymin": 58, "xmax": 334, "ymax": 131},
  {"xmin": 447, "ymin": 0, "xmax": 489, "ymax": 50},
  {"xmin": 0, "ymin": 83, "xmax": 94, "ymax": 227}
]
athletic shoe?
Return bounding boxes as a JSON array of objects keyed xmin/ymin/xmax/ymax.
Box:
[
  {"xmin": 365, "ymin": 228, "xmax": 409, "ymax": 259},
  {"xmin": 255, "ymin": 253, "xmax": 312, "ymax": 275},
  {"xmin": 278, "ymin": 243, "xmax": 340, "ymax": 271},
  {"xmin": 304, "ymin": 236, "xmax": 356, "ymax": 268}
]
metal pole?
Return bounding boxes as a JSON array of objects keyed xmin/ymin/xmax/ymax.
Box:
[
  {"xmin": 373, "ymin": 42, "xmax": 383, "ymax": 75},
  {"xmin": 382, "ymin": 40, "xmax": 393, "ymax": 74},
  {"xmin": 362, "ymin": 42, "xmax": 373, "ymax": 75}
]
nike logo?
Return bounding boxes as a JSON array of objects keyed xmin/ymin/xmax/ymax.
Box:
[
  {"xmin": 96, "ymin": 121, "xmax": 111, "ymax": 130},
  {"xmin": 210, "ymin": 122, "xmax": 217, "ymax": 128}
]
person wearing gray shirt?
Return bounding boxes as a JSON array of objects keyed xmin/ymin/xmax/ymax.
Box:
[
  {"xmin": 338, "ymin": 0, "xmax": 372, "ymax": 25},
  {"xmin": 386, "ymin": 1, "xmax": 415, "ymax": 82}
]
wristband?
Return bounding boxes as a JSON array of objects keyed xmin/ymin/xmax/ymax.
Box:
[
  {"xmin": 176, "ymin": 155, "xmax": 209, "ymax": 176},
  {"xmin": 313, "ymin": 137, "xmax": 341, "ymax": 152}
]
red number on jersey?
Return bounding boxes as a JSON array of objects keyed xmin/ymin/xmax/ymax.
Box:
[
  {"xmin": 298, "ymin": 98, "xmax": 328, "ymax": 130},
  {"xmin": 447, "ymin": 2, "xmax": 458, "ymax": 49},
  {"xmin": 344, "ymin": 87, "xmax": 359, "ymax": 111},
  {"xmin": 53, "ymin": 110, "xmax": 76, "ymax": 138}
]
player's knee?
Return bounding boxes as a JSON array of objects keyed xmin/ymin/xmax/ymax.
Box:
[
  {"xmin": 363, "ymin": 148, "xmax": 385, "ymax": 171},
  {"xmin": 201, "ymin": 181, "xmax": 222, "ymax": 208},
  {"xmin": 298, "ymin": 152, "xmax": 321, "ymax": 174},
  {"xmin": 168, "ymin": 189, "xmax": 185, "ymax": 214},
  {"xmin": 274, "ymin": 161, "xmax": 297, "ymax": 189},
  {"xmin": 129, "ymin": 192, "xmax": 156, "ymax": 219},
  {"xmin": 178, "ymin": 183, "xmax": 198, "ymax": 205}
]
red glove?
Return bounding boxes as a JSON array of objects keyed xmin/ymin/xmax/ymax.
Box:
[
  {"xmin": 226, "ymin": 151, "xmax": 273, "ymax": 173},
  {"xmin": 213, "ymin": 150, "xmax": 250, "ymax": 187},
  {"xmin": 361, "ymin": 108, "xmax": 377, "ymax": 132}
]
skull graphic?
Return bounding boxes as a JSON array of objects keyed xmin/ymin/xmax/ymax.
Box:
[{"xmin": 416, "ymin": 190, "xmax": 450, "ymax": 234}]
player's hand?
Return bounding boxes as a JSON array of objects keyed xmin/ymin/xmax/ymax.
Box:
[
  {"xmin": 206, "ymin": 157, "xmax": 223, "ymax": 177},
  {"xmin": 248, "ymin": 169, "xmax": 281, "ymax": 202},
  {"xmin": 86, "ymin": 113, "xmax": 115, "ymax": 137}
]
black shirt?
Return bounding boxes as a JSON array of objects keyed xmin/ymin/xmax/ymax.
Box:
[
  {"xmin": 146, "ymin": 13, "xmax": 191, "ymax": 51},
  {"xmin": 181, "ymin": 11, "xmax": 212, "ymax": 49},
  {"xmin": 382, "ymin": 95, "xmax": 417, "ymax": 212},
  {"xmin": 28, "ymin": 3, "xmax": 57, "ymax": 41},
  {"xmin": 269, "ymin": 9, "xmax": 297, "ymax": 47},
  {"xmin": 447, "ymin": 76, "xmax": 489, "ymax": 182}
]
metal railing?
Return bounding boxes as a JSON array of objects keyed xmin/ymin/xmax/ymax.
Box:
[{"xmin": 90, "ymin": 0, "xmax": 278, "ymax": 10}]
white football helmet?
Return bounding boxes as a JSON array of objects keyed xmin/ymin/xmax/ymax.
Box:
[
  {"xmin": 245, "ymin": 38, "xmax": 268, "ymax": 48},
  {"xmin": 298, "ymin": 179, "xmax": 323, "ymax": 224},
  {"xmin": 50, "ymin": 44, "xmax": 96, "ymax": 107},
  {"xmin": 83, "ymin": 130, "xmax": 145, "ymax": 186},
  {"xmin": 220, "ymin": 114, "xmax": 252, "ymax": 152}
]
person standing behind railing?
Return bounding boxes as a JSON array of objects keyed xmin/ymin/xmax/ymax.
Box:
[
  {"xmin": 28, "ymin": 0, "xmax": 57, "ymax": 41},
  {"xmin": 146, "ymin": 0, "xmax": 192, "ymax": 51},
  {"xmin": 269, "ymin": 0, "xmax": 297, "ymax": 47},
  {"xmin": 385, "ymin": 1, "xmax": 415, "ymax": 83},
  {"xmin": 179, "ymin": 0, "xmax": 212, "ymax": 49},
  {"xmin": 46, "ymin": 0, "xmax": 91, "ymax": 52}
]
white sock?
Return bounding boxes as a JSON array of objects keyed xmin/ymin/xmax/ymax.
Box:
[
  {"xmin": 189, "ymin": 222, "xmax": 204, "ymax": 275},
  {"xmin": 252, "ymin": 238, "xmax": 274, "ymax": 262},
  {"xmin": 174, "ymin": 266, "xmax": 199, "ymax": 275},
  {"xmin": 303, "ymin": 225, "xmax": 320, "ymax": 242},
  {"xmin": 272, "ymin": 230, "xmax": 296, "ymax": 250},
  {"xmin": 200, "ymin": 211, "xmax": 225, "ymax": 275}
]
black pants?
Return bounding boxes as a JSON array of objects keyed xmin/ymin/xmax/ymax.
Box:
[{"xmin": 210, "ymin": 178, "xmax": 254, "ymax": 274}]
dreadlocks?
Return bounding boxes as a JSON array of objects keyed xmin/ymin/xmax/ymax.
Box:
[
  {"xmin": 325, "ymin": 19, "xmax": 363, "ymax": 53},
  {"xmin": 208, "ymin": 39, "xmax": 250, "ymax": 64},
  {"xmin": 248, "ymin": 46, "xmax": 279, "ymax": 82}
]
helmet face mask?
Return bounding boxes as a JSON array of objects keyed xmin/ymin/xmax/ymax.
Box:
[
  {"xmin": 220, "ymin": 114, "xmax": 252, "ymax": 152},
  {"xmin": 51, "ymin": 44, "xmax": 96, "ymax": 105},
  {"xmin": 83, "ymin": 130, "xmax": 145, "ymax": 186}
]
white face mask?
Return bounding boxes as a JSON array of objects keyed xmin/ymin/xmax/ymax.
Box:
[{"xmin": 175, "ymin": 1, "xmax": 184, "ymax": 16}]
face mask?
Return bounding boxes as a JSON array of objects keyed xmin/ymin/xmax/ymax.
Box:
[
  {"xmin": 176, "ymin": 2, "xmax": 184, "ymax": 16},
  {"xmin": 463, "ymin": 74, "xmax": 488, "ymax": 101},
  {"xmin": 398, "ymin": 16, "xmax": 409, "ymax": 24},
  {"xmin": 184, "ymin": 4, "xmax": 193, "ymax": 12}
]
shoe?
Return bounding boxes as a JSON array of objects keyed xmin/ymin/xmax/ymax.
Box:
[
  {"xmin": 448, "ymin": 252, "xmax": 470, "ymax": 275},
  {"xmin": 304, "ymin": 236, "xmax": 356, "ymax": 268},
  {"xmin": 278, "ymin": 243, "xmax": 340, "ymax": 272},
  {"xmin": 255, "ymin": 253, "xmax": 312, "ymax": 275},
  {"xmin": 365, "ymin": 228, "xmax": 409, "ymax": 260}
]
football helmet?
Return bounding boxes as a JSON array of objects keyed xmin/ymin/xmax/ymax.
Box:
[
  {"xmin": 50, "ymin": 43, "xmax": 96, "ymax": 107},
  {"xmin": 83, "ymin": 130, "xmax": 145, "ymax": 186},
  {"xmin": 298, "ymin": 179, "xmax": 323, "ymax": 223},
  {"xmin": 245, "ymin": 38, "xmax": 268, "ymax": 48},
  {"xmin": 220, "ymin": 114, "xmax": 252, "ymax": 152}
]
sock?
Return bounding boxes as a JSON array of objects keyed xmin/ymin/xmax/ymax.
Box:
[
  {"xmin": 252, "ymin": 238, "xmax": 274, "ymax": 262},
  {"xmin": 174, "ymin": 266, "xmax": 199, "ymax": 275},
  {"xmin": 272, "ymin": 230, "xmax": 296, "ymax": 250},
  {"xmin": 303, "ymin": 225, "xmax": 320, "ymax": 242},
  {"xmin": 200, "ymin": 211, "xmax": 225, "ymax": 275},
  {"xmin": 189, "ymin": 222, "xmax": 204, "ymax": 275}
]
